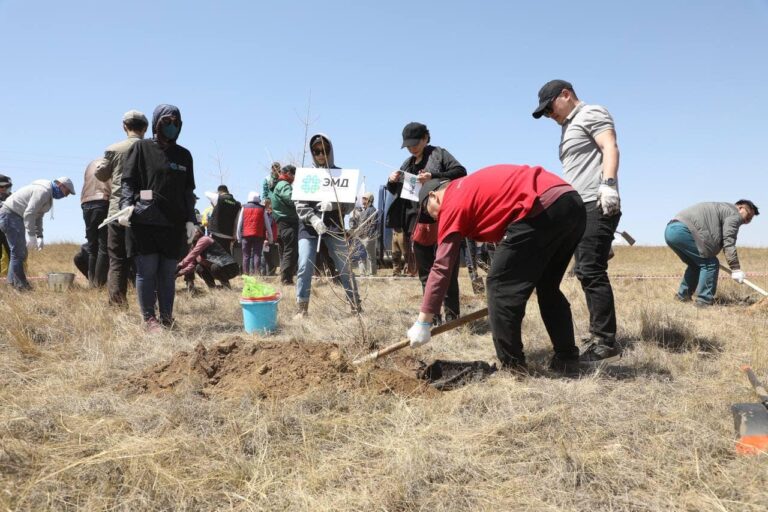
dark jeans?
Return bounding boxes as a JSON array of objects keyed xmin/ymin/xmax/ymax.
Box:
[
  {"xmin": 573, "ymin": 201, "xmax": 621, "ymax": 340},
  {"xmin": 414, "ymin": 241, "xmax": 460, "ymax": 319},
  {"xmin": 82, "ymin": 201, "xmax": 109, "ymax": 287},
  {"xmin": 0, "ymin": 208, "xmax": 30, "ymax": 290},
  {"xmin": 134, "ymin": 253, "xmax": 177, "ymax": 321},
  {"xmin": 487, "ymin": 191, "xmax": 586, "ymax": 366},
  {"xmin": 107, "ymin": 223, "xmax": 134, "ymax": 305},
  {"xmin": 242, "ymin": 236, "xmax": 264, "ymax": 275},
  {"xmin": 277, "ymin": 218, "xmax": 298, "ymax": 284}
]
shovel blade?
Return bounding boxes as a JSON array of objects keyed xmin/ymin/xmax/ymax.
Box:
[
  {"xmin": 732, "ymin": 403, "xmax": 768, "ymax": 454},
  {"xmin": 619, "ymin": 231, "xmax": 636, "ymax": 246}
]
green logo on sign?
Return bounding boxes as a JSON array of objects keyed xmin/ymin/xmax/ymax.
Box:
[{"xmin": 301, "ymin": 175, "xmax": 321, "ymax": 194}]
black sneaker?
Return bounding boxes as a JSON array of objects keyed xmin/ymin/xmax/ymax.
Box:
[
  {"xmin": 579, "ymin": 341, "xmax": 621, "ymax": 365},
  {"xmin": 674, "ymin": 293, "xmax": 690, "ymax": 302},
  {"xmin": 549, "ymin": 353, "xmax": 582, "ymax": 374}
]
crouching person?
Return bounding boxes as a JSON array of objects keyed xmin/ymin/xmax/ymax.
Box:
[
  {"xmin": 406, "ymin": 164, "xmax": 591, "ymax": 372},
  {"xmin": 177, "ymin": 227, "xmax": 239, "ymax": 289}
]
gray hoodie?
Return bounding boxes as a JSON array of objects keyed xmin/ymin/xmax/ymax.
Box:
[
  {"xmin": 295, "ymin": 133, "xmax": 354, "ymax": 239},
  {"xmin": 674, "ymin": 202, "xmax": 745, "ymax": 269},
  {"xmin": 1, "ymin": 180, "xmax": 53, "ymax": 238}
]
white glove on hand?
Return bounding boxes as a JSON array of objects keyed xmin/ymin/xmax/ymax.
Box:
[
  {"xmin": 36, "ymin": 237, "xmax": 44, "ymax": 251},
  {"xmin": 597, "ymin": 183, "xmax": 621, "ymax": 216},
  {"xmin": 317, "ymin": 201, "xmax": 333, "ymax": 212},
  {"xmin": 407, "ymin": 321, "xmax": 432, "ymax": 348},
  {"xmin": 310, "ymin": 216, "xmax": 327, "ymax": 235},
  {"xmin": 185, "ymin": 222, "xmax": 197, "ymax": 244},
  {"xmin": 117, "ymin": 206, "xmax": 134, "ymax": 227},
  {"xmin": 731, "ymin": 270, "xmax": 746, "ymax": 283},
  {"xmin": 26, "ymin": 238, "xmax": 37, "ymax": 251}
]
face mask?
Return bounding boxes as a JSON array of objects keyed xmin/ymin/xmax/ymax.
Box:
[
  {"xmin": 51, "ymin": 182, "xmax": 65, "ymax": 199},
  {"xmin": 161, "ymin": 122, "xmax": 180, "ymax": 140}
]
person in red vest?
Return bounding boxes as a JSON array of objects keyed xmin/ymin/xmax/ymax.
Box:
[
  {"xmin": 406, "ymin": 164, "xmax": 591, "ymax": 374},
  {"xmin": 236, "ymin": 191, "xmax": 273, "ymax": 275}
]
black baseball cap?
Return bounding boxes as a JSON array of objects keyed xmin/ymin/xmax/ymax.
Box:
[
  {"xmin": 532, "ymin": 79, "xmax": 573, "ymax": 119},
  {"xmin": 401, "ymin": 122, "xmax": 428, "ymax": 148},
  {"xmin": 736, "ymin": 199, "xmax": 760, "ymax": 216},
  {"xmin": 0, "ymin": 174, "xmax": 11, "ymax": 187},
  {"xmin": 418, "ymin": 178, "xmax": 450, "ymax": 209}
]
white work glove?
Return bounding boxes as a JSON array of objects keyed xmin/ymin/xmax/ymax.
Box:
[
  {"xmin": 185, "ymin": 222, "xmax": 196, "ymax": 244},
  {"xmin": 36, "ymin": 237, "xmax": 44, "ymax": 251},
  {"xmin": 597, "ymin": 183, "xmax": 621, "ymax": 216},
  {"xmin": 26, "ymin": 237, "xmax": 37, "ymax": 251},
  {"xmin": 310, "ymin": 216, "xmax": 327, "ymax": 235},
  {"xmin": 731, "ymin": 270, "xmax": 746, "ymax": 283},
  {"xmin": 407, "ymin": 321, "xmax": 432, "ymax": 348},
  {"xmin": 317, "ymin": 201, "xmax": 333, "ymax": 212},
  {"xmin": 117, "ymin": 206, "xmax": 134, "ymax": 227}
]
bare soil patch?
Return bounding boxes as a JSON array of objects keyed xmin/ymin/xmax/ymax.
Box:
[{"xmin": 126, "ymin": 337, "xmax": 437, "ymax": 400}]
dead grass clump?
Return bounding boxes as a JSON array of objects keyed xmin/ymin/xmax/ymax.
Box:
[{"xmin": 640, "ymin": 307, "xmax": 723, "ymax": 354}]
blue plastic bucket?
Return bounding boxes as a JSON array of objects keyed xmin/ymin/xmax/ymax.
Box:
[{"xmin": 240, "ymin": 294, "xmax": 281, "ymax": 334}]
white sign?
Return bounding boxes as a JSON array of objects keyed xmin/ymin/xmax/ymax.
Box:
[
  {"xmin": 291, "ymin": 168, "xmax": 360, "ymax": 204},
  {"xmin": 400, "ymin": 172, "xmax": 421, "ymax": 202}
]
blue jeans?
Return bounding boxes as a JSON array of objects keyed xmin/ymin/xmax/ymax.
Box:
[
  {"xmin": 296, "ymin": 235, "xmax": 360, "ymax": 307},
  {"xmin": 664, "ymin": 221, "xmax": 718, "ymax": 304},
  {"xmin": 134, "ymin": 253, "xmax": 178, "ymax": 321},
  {"xmin": 0, "ymin": 208, "xmax": 30, "ymax": 290}
]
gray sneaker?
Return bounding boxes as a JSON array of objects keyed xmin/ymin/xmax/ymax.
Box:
[{"xmin": 579, "ymin": 341, "xmax": 621, "ymax": 365}]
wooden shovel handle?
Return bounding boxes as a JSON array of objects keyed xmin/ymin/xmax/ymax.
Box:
[
  {"xmin": 719, "ymin": 264, "xmax": 768, "ymax": 297},
  {"xmin": 352, "ymin": 307, "xmax": 489, "ymax": 365}
]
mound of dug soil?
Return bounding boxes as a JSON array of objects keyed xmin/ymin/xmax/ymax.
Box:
[{"xmin": 127, "ymin": 337, "xmax": 436, "ymax": 400}]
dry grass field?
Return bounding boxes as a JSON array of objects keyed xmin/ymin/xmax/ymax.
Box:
[{"xmin": 2, "ymin": 243, "xmax": 768, "ymax": 511}]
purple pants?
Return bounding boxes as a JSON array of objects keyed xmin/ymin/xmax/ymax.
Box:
[{"xmin": 242, "ymin": 236, "xmax": 264, "ymax": 275}]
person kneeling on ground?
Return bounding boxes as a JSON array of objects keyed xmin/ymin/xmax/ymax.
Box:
[
  {"xmin": 177, "ymin": 227, "xmax": 239, "ymax": 289},
  {"xmin": 405, "ymin": 164, "xmax": 606, "ymax": 373},
  {"xmin": 664, "ymin": 199, "xmax": 759, "ymax": 307}
]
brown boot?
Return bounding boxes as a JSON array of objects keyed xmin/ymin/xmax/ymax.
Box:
[{"xmin": 293, "ymin": 301, "xmax": 309, "ymax": 320}]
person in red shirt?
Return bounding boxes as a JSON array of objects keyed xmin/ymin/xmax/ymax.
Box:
[{"xmin": 406, "ymin": 164, "xmax": 588, "ymax": 372}]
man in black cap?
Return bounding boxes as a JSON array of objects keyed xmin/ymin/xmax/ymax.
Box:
[
  {"xmin": 532, "ymin": 80, "xmax": 622, "ymax": 364},
  {"xmin": 0, "ymin": 174, "xmax": 12, "ymax": 277}
]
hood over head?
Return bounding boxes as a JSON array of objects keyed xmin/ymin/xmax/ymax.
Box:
[
  {"xmin": 152, "ymin": 104, "xmax": 183, "ymax": 141},
  {"xmin": 309, "ymin": 133, "xmax": 335, "ymax": 168}
]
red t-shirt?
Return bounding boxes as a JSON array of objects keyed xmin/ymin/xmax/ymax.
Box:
[
  {"xmin": 436, "ymin": 164, "xmax": 571, "ymax": 245},
  {"xmin": 420, "ymin": 165, "xmax": 573, "ymax": 314}
]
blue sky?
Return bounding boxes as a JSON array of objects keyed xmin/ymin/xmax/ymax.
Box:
[{"xmin": 0, "ymin": 0, "xmax": 766, "ymax": 246}]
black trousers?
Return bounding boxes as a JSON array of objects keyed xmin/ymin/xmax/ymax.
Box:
[
  {"xmin": 82, "ymin": 202, "xmax": 109, "ymax": 287},
  {"xmin": 196, "ymin": 263, "xmax": 236, "ymax": 288},
  {"xmin": 573, "ymin": 201, "xmax": 621, "ymax": 339},
  {"xmin": 486, "ymin": 192, "xmax": 586, "ymax": 366},
  {"xmin": 413, "ymin": 241, "xmax": 460, "ymax": 319},
  {"xmin": 277, "ymin": 218, "xmax": 298, "ymax": 284}
]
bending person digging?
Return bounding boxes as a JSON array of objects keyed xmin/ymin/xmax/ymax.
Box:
[{"xmin": 405, "ymin": 164, "xmax": 611, "ymax": 373}]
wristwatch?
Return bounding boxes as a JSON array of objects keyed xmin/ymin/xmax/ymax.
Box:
[{"xmin": 601, "ymin": 177, "xmax": 617, "ymax": 186}]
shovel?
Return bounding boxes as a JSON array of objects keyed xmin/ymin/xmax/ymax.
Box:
[
  {"xmin": 732, "ymin": 365, "xmax": 768, "ymax": 454},
  {"xmin": 718, "ymin": 264, "xmax": 768, "ymax": 297},
  {"xmin": 352, "ymin": 307, "xmax": 489, "ymax": 365}
]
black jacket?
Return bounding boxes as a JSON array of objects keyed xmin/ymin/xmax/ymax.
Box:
[{"xmin": 385, "ymin": 145, "xmax": 466, "ymax": 231}]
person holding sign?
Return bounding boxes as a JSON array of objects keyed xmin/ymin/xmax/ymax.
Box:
[
  {"xmin": 293, "ymin": 133, "xmax": 361, "ymax": 318},
  {"xmin": 393, "ymin": 122, "xmax": 467, "ymax": 324}
]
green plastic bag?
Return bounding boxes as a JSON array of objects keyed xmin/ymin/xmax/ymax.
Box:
[{"xmin": 241, "ymin": 275, "xmax": 277, "ymax": 299}]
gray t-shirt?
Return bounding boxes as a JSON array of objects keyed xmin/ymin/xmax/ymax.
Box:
[{"xmin": 559, "ymin": 102, "xmax": 615, "ymax": 202}]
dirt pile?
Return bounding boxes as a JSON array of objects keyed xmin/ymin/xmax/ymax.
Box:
[{"xmin": 127, "ymin": 337, "xmax": 436, "ymax": 400}]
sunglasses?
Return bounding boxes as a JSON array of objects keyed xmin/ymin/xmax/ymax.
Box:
[
  {"xmin": 543, "ymin": 90, "xmax": 564, "ymax": 116},
  {"xmin": 312, "ymin": 146, "xmax": 329, "ymax": 156}
]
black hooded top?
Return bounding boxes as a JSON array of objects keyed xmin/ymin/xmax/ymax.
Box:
[{"xmin": 121, "ymin": 104, "xmax": 196, "ymax": 257}]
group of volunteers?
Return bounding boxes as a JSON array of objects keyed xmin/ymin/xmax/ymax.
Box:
[{"xmin": 0, "ymin": 80, "xmax": 760, "ymax": 370}]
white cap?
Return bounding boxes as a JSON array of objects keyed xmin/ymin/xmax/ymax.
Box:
[{"xmin": 248, "ymin": 191, "xmax": 260, "ymax": 203}]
